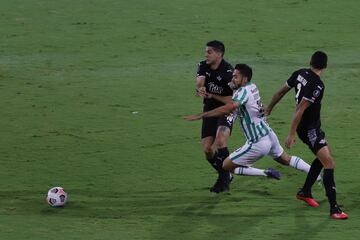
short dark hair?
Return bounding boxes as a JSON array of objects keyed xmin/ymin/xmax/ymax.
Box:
[
  {"xmin": 235, "ymin": 64, "xmax": 252, "ymax": 81},
  {"xmin": 310, "ymin": 51, "xmax": 327, "ymax": 69},
  {"xmin": 206, "ymin": 40, "xmax": 225, "ymax": 56}
]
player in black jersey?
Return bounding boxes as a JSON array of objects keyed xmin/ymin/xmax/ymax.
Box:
[
  {"xmin": 195, "ymin": 40, "xmax": 235, "ymax": 193},
  {"xmin": 266, "ymin": 51, "xmax": 348, "ymax": 219}
]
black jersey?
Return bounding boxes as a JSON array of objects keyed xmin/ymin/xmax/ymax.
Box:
[
  {"xmin": 286, "ymin": 68, "xmax": 325, "ymax": 130},
  {"xmin": 196, "ymin": 59, "xmax": 233, "ymax": 111}
]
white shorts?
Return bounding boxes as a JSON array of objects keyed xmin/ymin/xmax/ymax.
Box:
[{"xmin": 229, "ymin": 131, "xmax": 284, "ymax": 166}]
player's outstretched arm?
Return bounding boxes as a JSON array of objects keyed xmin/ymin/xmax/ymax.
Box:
[
  {"xmin": 285, "ymin": 99, "xmax": 311, "ymax": 148},
  {"xmin": 206, "ymin": 93, "xmax": 232, "ymax": 104},
  {"xmin": 184, "ymin": 101, "xmax": 239, "ymax": 121},
  {"xmin": 266, "ymin": 84, "xmax": 291, "ymax": 115}
]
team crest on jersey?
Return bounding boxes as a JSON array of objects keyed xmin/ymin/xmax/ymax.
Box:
[{"xmin": 313, "ymin": 89, "xmax": 320, "ymax": 97}]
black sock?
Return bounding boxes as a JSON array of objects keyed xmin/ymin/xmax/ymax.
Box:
[
  {"xmin": 301, "ymin": 158, "xmax": 323, "ymax": 194},
  {"xmin": 217, "ymin": 147, "xmax": 229, "ymax": 161},
  {"xmin": 323, "ymin": 169, "xmax": 338, "ymax": 209},
  {"xmin": 206, "ymin": 156, "xmax": 218, "ymax": 172},
  {"xmin": 214, "ymin": 147, "xmax": 230, "ymax": 180}
]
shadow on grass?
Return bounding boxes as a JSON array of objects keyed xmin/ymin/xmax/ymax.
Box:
[{"xmin": 0, "ymin": 187, "xmax": 350, "ymax": 240}]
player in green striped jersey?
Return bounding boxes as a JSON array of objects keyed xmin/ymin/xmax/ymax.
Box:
[{"xmin": 185, "ymin": 64, "xmax": 319, "ymax": 184}]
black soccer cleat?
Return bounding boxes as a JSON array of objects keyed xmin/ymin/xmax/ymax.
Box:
[
  {"xmin": 221, "ymin": 172, "xmax": 231, "ymax": 193},
  {"xmin": 210, "ymin": 182, "xmax": 229, "ymax": 193},
  {"xmin": 210, "ymin": 175, "xmax": 223, "ymax": 193},
  {"xmin": 210, "ymin": 172, "xmax": 231, "ymax": 193}
]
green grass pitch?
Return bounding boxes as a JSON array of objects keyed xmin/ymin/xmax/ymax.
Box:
[{"xmin": 0, "ymin": 0, "xmax": 359, "ymax": 239}]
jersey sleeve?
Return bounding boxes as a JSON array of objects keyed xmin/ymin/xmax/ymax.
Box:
[
  {"xmin": 286, "ymin": 70, "xmax": 299, "ymax": 88},
  {"xmin": 196, "ymin": 61, "xmax": 206, "ymax": 77},
  {"xmin": 222, "ymin": 66, "xmax": 234, "ymax": 96},
  {"xmin": 224, "ymin": 66, "xmax": 233, "ymax": 83},
  {"xmin": 232, "ymin": 88, "xmax": 248, "ymax": 105},
  {"xmin": 302, "ymin": 82, "xmax": 324, "ymax": 104}
]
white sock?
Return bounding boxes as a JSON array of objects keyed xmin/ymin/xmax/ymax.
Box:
[
  {"xmin": 290, "ymin": 156, "xmax": 321, "ymax": 181},
  {"xmin": 234, "ymin": 166, "xmax": 267, "ymax": 177}
]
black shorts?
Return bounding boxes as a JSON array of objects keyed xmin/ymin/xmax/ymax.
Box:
[
  {"xmin": 297, "ymin": 128, "xmax": 327, "ymax": 154},
  {"xmin": 201, "ymin": 113, "xmax": 235, "ymax": 139}
]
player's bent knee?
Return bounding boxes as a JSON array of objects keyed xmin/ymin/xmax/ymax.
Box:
[
  {"xmin": 217, "ymin": 125, "xmax": 230, "ymax": 134},
  {"xmin": 214, "ymin": 134, "xmax": 230, "ymax": 149},
  {"xmin": 222, "ymin": 158, "xmax": 235, "ymax": 171},
  {"xmin": 203, "ymin": 146, "xmax": 212, "ymax": 156},
  {"xmin": 214, "ymin": 139, "xmax": 227, "ymax": 149},
  {"xmin": 316, "ymin": 146, "xmax": 336, "ymax": 169},
  {"xmin": 201, "ymin": 141, "xmax": 213, "ymax": 157},
  {"xmin": 202, "ymin": 137, "xmax": 214, "ymax": 155},
  {"xmin": 323, "ymin": 160, "xmax": 335, "ymax": 169}
]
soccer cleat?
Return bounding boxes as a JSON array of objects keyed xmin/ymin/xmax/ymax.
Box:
[
  {"xmin": 222, "ymin": 171, "xmax": 231, "ymax": 192},
  {"xmin": 296, "ymin": 191, "xmax": 319, "ymax": 207},
  {"xmin": 330, "ymin": 205, "xmax": 348, "ymax": 220},
  {"xmin": 210, "ymin": 179, "xmax": 222, "ymax": 193},
  {"xmin": 264, "ymin": 168, "xmax": 281, "ymax": 180},
  {"xmin": 210, "ymin": 172, "xmax": 231, "ymax": 193},
  {"xmin": 331, "ymin": 212, "xmax": 348, "ymax": 220},
  {"xmin": 209, "ymin": 181, "xmax": 229, "ymax": 193},
  {"xmin": 220, "ymin": 182, "xmax": 230, "ymax": 193},
  {"xmin": 210, "ymin": 174, "xmax": 225, "ymax": 193}
]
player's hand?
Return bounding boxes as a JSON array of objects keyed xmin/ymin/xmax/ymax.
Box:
[
  {"xmin": 264, "ymin": 106, "xmax": 272, "ymax": 116},
  {"xmin": 204, "ymin": 92, "xmax": 213, "ymax": 99},
  {"xmin": 184, "ymin": 114, "xmax": 202, "ymax": 121},
  {"xmin": 285, "ymin": 134, "xmax": 296, "ymax": 149},
  {"xmin": 196, "ymin": 87, "xmax": 206, "ymax": 97}
]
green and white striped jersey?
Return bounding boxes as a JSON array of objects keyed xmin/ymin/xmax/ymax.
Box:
[{"xmin": 232, "ymin": 82, "xmax": 271, "ymax": 143}]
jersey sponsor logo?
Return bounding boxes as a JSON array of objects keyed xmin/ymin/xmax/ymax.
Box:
[
  {"xmin": 313, "ymin": 89, "xmax": 320, "ymax": 98},
  {"xmin": 297, "ymin": 75, "xmax": 308, "ymax": 86},
  {"xmin": 251, "ymin": 87, "xmax": 258, "ymax": 94},
  {"xmin": 208, "ymin": 82, "xmax": 223, "ymax": 94}
]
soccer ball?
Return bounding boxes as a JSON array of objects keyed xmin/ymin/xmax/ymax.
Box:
[{"xmin": 46, "ymin": 187, "xmax": 68, "ymax": 207}]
